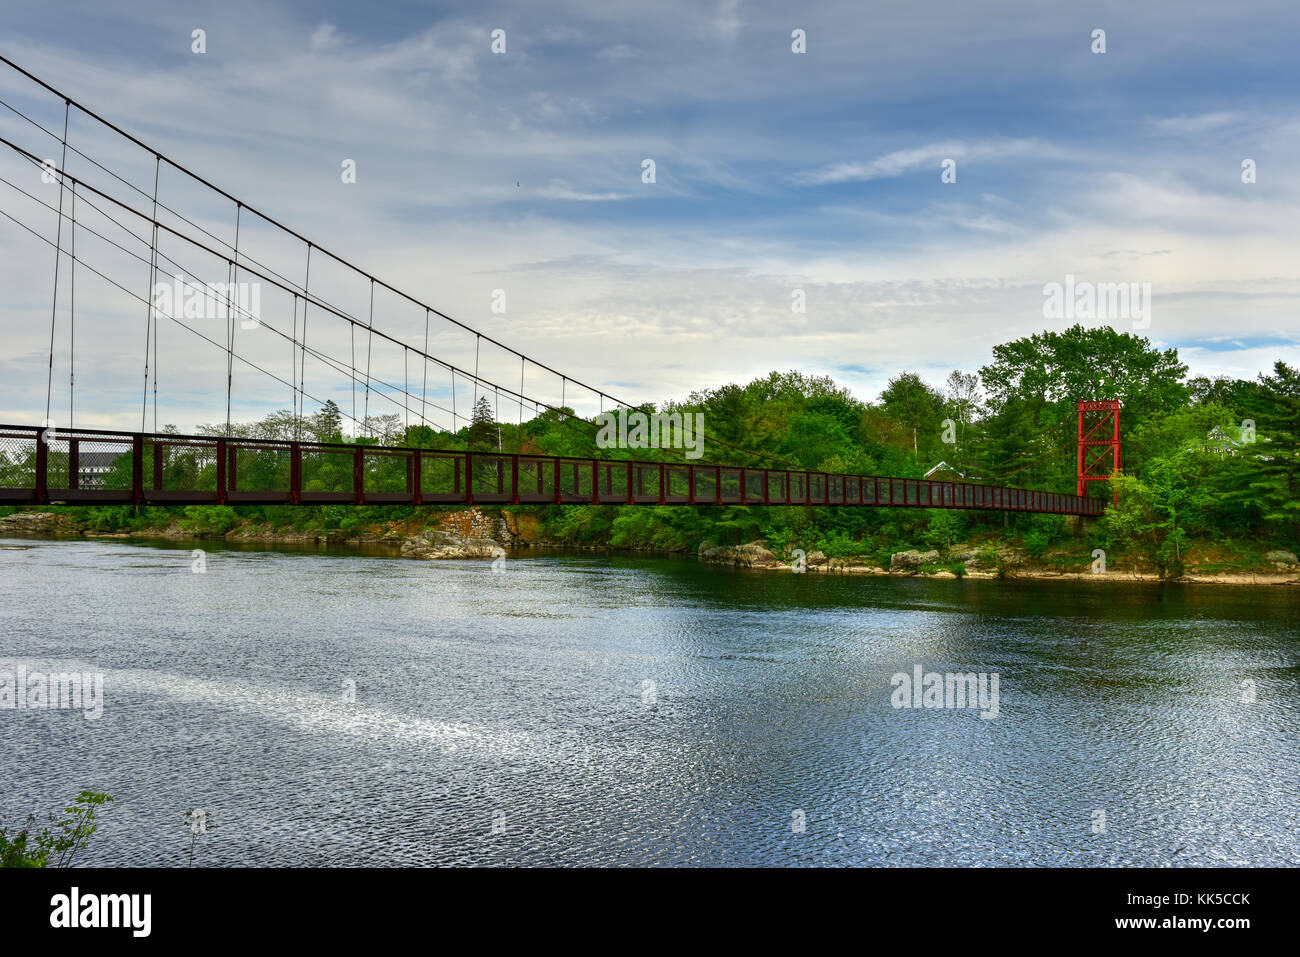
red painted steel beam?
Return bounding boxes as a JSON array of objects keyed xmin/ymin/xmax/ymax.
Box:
[{"xmin": 0, "ymin": 423, "xmax": 1103, "ymax": 515}]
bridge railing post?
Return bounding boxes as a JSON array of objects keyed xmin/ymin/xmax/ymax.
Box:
[
  {"xmin": 215, "ymin": 438, "xmax": 227, "ymax": 503},
  {"xmin": 412, "ymin": 449, "xmax": 422, "ymax": 505},
  {"xmin": 464, "ymin": 451, "xmax": 474, "ymax": 505},
  {"xmin": 353, "ymin": 446, "xmax": 365, "ymax": 505},
  {"xmin": 131, "ymin": 434, "xmax": 143, "ymax": 505},
  {"xmin": 290, "ymin": 443, "xmax": 302, "ymax": 505},
  {"xmin": 512, "ymin": 454, "xmax": 520, "ymax": 505},
  {"xmin": 35, "ymin": 430, "xmax": 48, "ymax": 505}
]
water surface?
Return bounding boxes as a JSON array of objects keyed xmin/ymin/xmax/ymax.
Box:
[{"xmin": 1, "ymin": 536, "xmax": 1296, "ymax": 866}]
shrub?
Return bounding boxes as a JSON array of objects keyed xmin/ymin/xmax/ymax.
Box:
[{"xmin": 0, "ymin": 791, "xmax": 113, "ymax": 868}]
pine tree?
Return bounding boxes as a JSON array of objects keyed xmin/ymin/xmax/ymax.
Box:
[
  {"xmin": 466, "ymin": 395, "xmax": 496, "ymax": 450},
  {"xmin": 312, "ymin": 400, "xmax": 343, "ymax": 442},
  {"xmin": 1246, "ymin": 361, "xmax": 1300, "ymax": 539}
]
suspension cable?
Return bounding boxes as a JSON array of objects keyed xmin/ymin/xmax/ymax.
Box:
[
  {"xmin": 140, "ymin": 153, "xmax": 159, "ymax": 432},
  {"xmin": 44, "ymin": 99, "xmax": 69, "ymax": 428},
  {"xmin": 68, "ymin": 180, "xmax": 76, "ymax": 429}
]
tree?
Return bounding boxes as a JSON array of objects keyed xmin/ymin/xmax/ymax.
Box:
[
  {"xmin": 943, "ymin": 370, "xmax": 982, "ymax": 469},
  {"xmin": 1244, "ymin": 361, "xmax": 1300, "ymax": 540},
  {"xmin": 312, "ymin": 400, "xmax": 343, "ymax": 443},
  {"xmin": 466, "ymin": 395, "xmax": 497, "ymax": 451},
  {"xmin": 978, "ymin": 325, "xmax": 1189, "ymax": 489},
  {"xmin": 879, "ymin": 372, "xmax": 944, "ymax": 462}
]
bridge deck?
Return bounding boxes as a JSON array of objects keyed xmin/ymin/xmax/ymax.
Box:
[{"xmin": 0, "ymin": 424, "xmax": 1104, "ymax": 515}]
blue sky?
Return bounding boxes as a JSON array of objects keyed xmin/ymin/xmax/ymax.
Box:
[{"xmin": 1, "ymin": 0, "xmax": 1298, "ymax": 431}]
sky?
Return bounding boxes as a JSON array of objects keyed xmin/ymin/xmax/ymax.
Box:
[{"xmin": 1, "ymin": 0, "xmax": 1298, "ymax": 434}]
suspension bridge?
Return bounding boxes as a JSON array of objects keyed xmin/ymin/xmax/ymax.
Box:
[{"xmin": 0, "ymin": 57, "xmax": 1106, "ymax": 517}]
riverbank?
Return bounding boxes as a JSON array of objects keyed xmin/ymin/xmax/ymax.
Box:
[{"xmin": 2, "ymin": 506, "xmax": 1296, "ymax": 586}]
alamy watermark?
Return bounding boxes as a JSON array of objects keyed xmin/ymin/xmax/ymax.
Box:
[
  {"xmin": 595, "ymin": 409, "xmax": 704, "ymax": 459},
  {"xmin": 152, "ymin": 274, "xmax": 262, "ymax": 330},
  {"xmin": 0, "ymin": 666, "xmax": 104, "ymax": 719},
  {"xmin": 890, "ymin": 664, "xmax": 999, "ymax": 719},
  {"xmin": 1043, "ymin": 274, "xmax": 1151, "ymax": 329}
]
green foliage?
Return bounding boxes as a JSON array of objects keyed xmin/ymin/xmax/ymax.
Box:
[
  {"xmin": 923, "ymin": 509, "xmax": 967, "ymax": 550},
  {"xmin": 466, "ymin": 396, "xmax": 498, "ymax": 451},
  {"xmin": 1021, "ymin": 514, "xmax": 1067, "ymax": 558},
  {"xmin": 7, "ymin": 331, "xmax": 1294, "ymax": 568},
  {"xmin": 0, "ymin": 791, "xmax": 113, "ymax": 868},
  {"xmin": 1243, "ymin": 362, "xmax": 1300, "ymax": 541},
  {"xmin": 180, "ymin": 505, "xmax": 240, "ymax": 537}
]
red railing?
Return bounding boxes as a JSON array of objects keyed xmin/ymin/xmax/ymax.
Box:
[{"xmin": 0, "ymin": 424, "xmax": 1107, "ymax": 515}]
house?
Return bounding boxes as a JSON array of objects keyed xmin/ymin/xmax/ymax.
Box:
[
  {"xmin": 923, "ymin": 460, "xmax": 965, "ymax": 481},
  {"xmin": 74, "ymin": 450, "xmax": 124, "ymax": 488}
]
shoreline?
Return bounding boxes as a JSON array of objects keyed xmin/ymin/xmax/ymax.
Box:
[{"xmin": 2, "ymin": 507, "xmax": 1297, "ymax": 588}]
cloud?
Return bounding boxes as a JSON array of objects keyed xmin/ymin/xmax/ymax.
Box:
[
  {"xmin": 535, "ymin": 180, "xmax": 633, "ymax": 201},
  {"xmin": 1149, "ymin": 112, "xmax": 1240, "ymax": 134},
  {"xmin": 0, "ymin": 0, "xmax": 1297, "ymax": 433},
  {"xmin": 792, "ymin": 139, "xmax": 1052, "ymax": 185}
]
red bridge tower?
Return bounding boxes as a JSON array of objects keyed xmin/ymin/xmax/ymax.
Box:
[{"xmin": 1077, "ymin": 399, "xmax": 1121, "ymax": 503}]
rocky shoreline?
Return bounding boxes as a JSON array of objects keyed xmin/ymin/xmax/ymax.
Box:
[
  {"xmin": 695, "ymin": 538, "xmax": 1300, "ymax": 586},
  {"xmin": 2, "ymin": 508, "xmax": 1297, "ymax": 586}
]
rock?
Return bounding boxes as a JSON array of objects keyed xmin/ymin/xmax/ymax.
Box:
[
  {"xmin": 697, "ymin": 540, "xmax": 780, "ymax": 567},
  {"xmin": 950, "ymin": 545, "xmax": 999, "ymax": 572},
  {"xmin": 806, "ymin": 550, "xmax": 828, "ymax": 566},
  {"xmin": 889, "ymin": 549, "xmax": 940, "ymax": 574},
  {"xmin": 1266, "ymin": 549, "xmax": 1298, "ymax": 569},
  {"xmin": 736, "ymin": 542, "xmax": 779, "ymax": 566},
  {"xmin": 401, "ymin": 528, "xmax": 503, "ymax": 560},
  {"xmin": 0, "ymin": 511, "xmax": 78, "ymax": 535}
]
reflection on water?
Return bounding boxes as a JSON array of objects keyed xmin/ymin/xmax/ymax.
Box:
[{"xmin": 1, "ymin": 536, "xmax": 1296, "ymax": 866}]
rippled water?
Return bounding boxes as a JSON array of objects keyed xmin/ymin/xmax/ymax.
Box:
[{"xmin": 1, "ymin": 536, "xmax": 1297, "ymax": 866}]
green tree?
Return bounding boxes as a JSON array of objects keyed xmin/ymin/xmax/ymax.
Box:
[
  {"xmin": 978, "ymin": 325, "xmax": 1188, "ymax": 491},
  {"xmin": 879, "ymin": 372, "xmax": 944, "ymax": 463},
  {"xmin": 1244, "ymin": 361, "xmax": 1300, "ymax": 540},
  {"xmin": 466, "ymin": 395, "xmax": 498, "ymax": 451}
]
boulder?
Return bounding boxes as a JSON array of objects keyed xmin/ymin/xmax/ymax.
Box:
[
  {"xmin": 950, "ymin": 545, "xmax": 999, "ymax": 572},
  {"xmin": 889, "ymin": 549, "xmax": 940, "ymax": 574},
  {"xmin": 0, "ymin": 511, "xmax": 78, "ymax": 535},
  {"xmin": 401, "ymin": 528, "xmax": 503, "ymax": 561},
  {"xmin": 697, "ymin": 540, "xmax": 780, "ymax": 567},
  {"xmin": 1265, "ymin": 549, "xmax": 1299, "ymax": 569}
]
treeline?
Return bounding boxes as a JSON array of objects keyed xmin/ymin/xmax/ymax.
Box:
[{"xmin": 25, "ymin": 325, "xmax": 1300, "ymax": 575}]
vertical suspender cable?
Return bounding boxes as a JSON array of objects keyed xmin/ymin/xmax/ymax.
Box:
[
  {"xmin": 472, "ymin": 335, "xmax": 480, "ymax": 407},
  {"xmin": 142, "ymin": 154, "xmax": 160, "ymax": 432},
  {"xmin": 421, "ymin": 307, "xmax": 430, "ymax": 433},
  {"xmin": 363, "ymin": 279, "xmax": 374, "ymax": 435},
  {"xmin": 225, "ymin": 202, "xmax": 241, "ymax": 433},
  {"xmin": 45, "ymin": 99, "xmax": 69, "ymax": 428},
  {"xmin": 68, "ymin": 182, "xmax": 76, "ymax": 429},
  {"xmin": 300, "ymin": 244, "xmax": 311, "ymax": 434},
  {"xmin": 291, "ymin": 293, "xmax": 299, "ymax": 438}
]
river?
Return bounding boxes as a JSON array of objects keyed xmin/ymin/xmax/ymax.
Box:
[{"xmin": 1, "ymin": 536, "xmax": 1296, "ymax": 866}]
